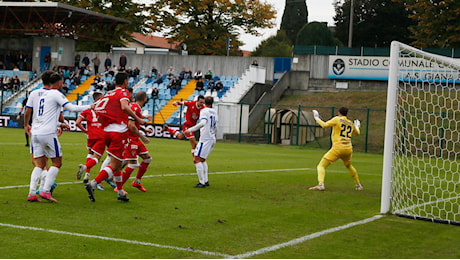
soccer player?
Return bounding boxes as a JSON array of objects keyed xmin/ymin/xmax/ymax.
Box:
[
  {"xmin": 184, "ymin": 96, "xmax": 218, "ymax": 188},
  {"xmin": 25, "ymin": 71, "xmax": 94, "ymax": 202},
  {"xmin": 84, "ymin": 72, "xmax": 146, "ymax": 202},
  {"xmin": 118, "ymin": 90, "xmax": 153, "ymax": 192},
  {"xmin": 16, "ymin": 91, "xmax": 31, "ymax": 146},
  {"xmin": 162, "ymin": 95, "xmax": 205, "ymax": 157},
  {"xmin": 75, "ymin": 91, "xmax": 105, "ymax": 183},
  {"xmin": 309, "ymin": 107, "xmax": 363, "ymax": 191}
]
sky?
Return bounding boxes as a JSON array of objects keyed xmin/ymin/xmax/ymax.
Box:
[{"xmin": 240, "ymin": 0, "xmax": 336, "ymax": 51}]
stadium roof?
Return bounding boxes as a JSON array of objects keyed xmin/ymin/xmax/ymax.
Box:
[
  {"xmin": 0, "ymin": 2, "xmax": 130, "ymax": 40},
  {"xmin": 131, "ymin": 32, "xmax": 180, "ymax": 50}
]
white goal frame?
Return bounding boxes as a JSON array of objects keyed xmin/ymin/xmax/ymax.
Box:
[{"xmin": 381, "ymin": 41, "xmax": 460, "ymax": 225}]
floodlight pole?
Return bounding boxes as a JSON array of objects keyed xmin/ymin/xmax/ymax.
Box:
[{"xmin": 348, "ymin": 0, "xmax": 354, "ymax": 47}]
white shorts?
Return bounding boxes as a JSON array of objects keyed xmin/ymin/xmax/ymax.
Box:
[
  {"xmin": 195, "ymin": 139, "xmax": 216, "ymax": 159},
  {"xmin": 31, "ymin": 134, "xmax": 62, "ymax": 159}
]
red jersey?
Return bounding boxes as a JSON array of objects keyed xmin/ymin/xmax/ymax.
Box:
[
  {"xmin": 183, "ymin": 100, "xmax": 204, "ymax": 127},
  {"xmin": 94, "ymin": 87, "xmax": 130, "ymax": 128},
  {"xmin": 127, "ymin": 102, "xmax": 143, "ymax": 140},
  {"xmin": 79, "ymin": 109, "xmax": 104, "ymax": 140}
]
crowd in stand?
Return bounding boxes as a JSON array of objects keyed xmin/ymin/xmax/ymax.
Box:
[
  {"xmin": 149, "ymin": 65, "xmax": 227, "ymax": 99},
  {"xmin": 0, "ymin": 51, "xmax": 32, "ymax": 71},
  {"xmin": 2, "ymin": 50, "xmax": 234, "ymax": 100}
]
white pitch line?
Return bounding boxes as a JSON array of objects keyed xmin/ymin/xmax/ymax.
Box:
[
  {"xmin": 0, "ymin": 222, "xmax": 232, "ymax": 258},
  {"xmin": 0, "ymin": 167, "xmax": 381, "ymax": 190},
  {"xmin": 230, "ymin": 214, "xmax": 385, "ymax": 259},
  {"xmin": 0, "ymin": 168, "xmax": 315, "ymax": 190}
]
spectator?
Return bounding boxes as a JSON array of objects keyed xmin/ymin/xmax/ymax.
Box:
[
  {"xmin": 91, "ymin": 54, "xmax": 101, "ymax": 74},
  {"xmin": 168, "ymin": 76, "xmax": 178, "ymax": 89},
  {"xmin": 126, "ymin": 67, "xmax": 134, "ymax": 78},
  {"xmin": 108, "ymin": 65, "xmax": 116, "ymax": 77},
  {"xmin": 32, "ymin": 67, "xmax": 38, "ymax": 79},
  {"xmin": 194, "ymin": 69, "xmax": 203, "ymax": 80},
  {"xmin": 133, "ymin": 66, "xmax": 140, "ymax": 78},
  {"xmin": 152, "ymin": 87, "xmax": 159, "ymax": 99},
  {"xmin": 185, "ymin": 68, "xmax": 193, "ymax": 79},
  {"xmin": 3, "ymin": 76, "xmax": 11, "ymax": 92},
  {"xmin": 12, "ymin": 76, "xmax": 20, "ymax": 92},
  {"xmin": 74, "ymin": 52, "xmax": 81, "ymax": 69},
  {"xmin": 179, "ymin": 68, "xmax": 187, "ymax": 80},
  {"xmin": 82, "ymin": 54, "xmax": 90, "ymax": 68},
  {"xmin": 215, "ymin": 79, "xmax": 223, "ymax": 92},
  {"xmin": 204, "ymin": 68, "xmax": 213, "ymax": 80},
  {"xmin": 208, "ymin": 79, "xmax": 216, "ymax": 92},
  {"xmin": 18, "ymin": 51, "xmax": 25, "ymax": 71},
  {"xmin": 119, "ymin": 53, "xmax": 127, "ymax": 70},
  {"xmin": 167, "ymin": 66, "xmax": 174, "ymax": 81},
  {"xmin": 62, "ymin": 82, "xmax": 69, "ymax": 94},
  {"xmin": 195, "ymin": 79, "xmax": 204, "ymax": 91},
  {"xmin": 106, "ymin": 80, "xmax": 115, "ymax": 91},
  {"xmin": 84, "ymin": 65, "xmax": 92, "ymax": 76},
  {"xmin": 96, "ymin": 79, "xmax": 107, "ymax": 91},
  {"xmin": 155, "ymin": 72, "xmax": 163, "ymax": 84},
  {"xmin": 151, "ymin": 66, "xmax": 158, "ymax": 78},
  {"xmin": 104, "ymin": 55, "xmax": 112, "ymax": 71},
  {"xmin": 174, "ymin": 76, "xmax": 182, "ymax": 91},
  {"xmin": 74, "ymin": 73, "xmax": 81, "ymax": 85},
  {"xmin": 43, "ymin": 52, "xmax": 51, "ymax": 71},
  {"xmin": 68, "ymin": 70, "xmax": 76, "ymax": 81},
  {"xmin": 79, "ymin": 64, "xmax": 86, "ymax": 76},
  {"xmin": 26, "ymin": 53, "xmax": 32, "ymax": 71},
  {"xmin": 252, "ymin": 60, "xmax": 259, "ymax": 66}
]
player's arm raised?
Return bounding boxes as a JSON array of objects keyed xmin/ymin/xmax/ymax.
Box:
[{"xmin": 172, "ymin": 101, "xmax": 183, "ymax": 107}]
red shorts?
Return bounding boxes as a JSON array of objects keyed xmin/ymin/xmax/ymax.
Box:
[
  {"xmin": 124, "ymin": 138, "xmax": 148, "ymax": 160},
  {"xmin": 87, "ymin": 138, "xmax": 106, "ymax": 156},
  {"xmin": 182, "ymin": 124, "xmax": 195, "ymax": 139},
  {"xmin": 104, "ymin": 131, "xmax": 128, "ymax": 161}
]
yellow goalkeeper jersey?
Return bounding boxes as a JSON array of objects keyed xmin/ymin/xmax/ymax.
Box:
[{"xmin": 316, "ymin": 116, "xmax": 360, "ymax": 149}]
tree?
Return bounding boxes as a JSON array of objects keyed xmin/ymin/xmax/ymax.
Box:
[
  {"xmin": 334, "ymin": 0, "xmax": 415, "ymax": 47},
  {"xmin": 252, "ymin": 30, "xmax": 292, "ymax": 57},
  {"xmin": 280, "ymin": 0, "xmax": 308, "ymax": 44},
  {"xmin": 58, "ymin": 0, "xmax": 151, "ymax": 51},
  {"xmin": 396, "ymin": 0, "xmax": 460, "ymax": 48},
  {"xmin": 148, "ymin": 0, "xmax": 276, "ymax": 56},
  {"xmin": 296, "ymin": 22, "xmax": 342, "ymax": 46}
]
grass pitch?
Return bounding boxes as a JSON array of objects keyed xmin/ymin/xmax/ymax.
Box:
[{"xmin": 0, "ymin": 128, "xmax": 459, "ymax": 258}]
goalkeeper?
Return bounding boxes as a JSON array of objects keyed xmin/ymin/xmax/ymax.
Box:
[{"xmin": 309, "ymin": 107, "xmax": 363, "ymax": 191}]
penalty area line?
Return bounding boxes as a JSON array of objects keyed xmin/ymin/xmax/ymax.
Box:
[
  {"xmin": 0, "ymin": 222, "xmax": 232, "ymax": 258},
  {"xmin": 231, "ymin": 214, "xmax": 385, "ymax": 259}
]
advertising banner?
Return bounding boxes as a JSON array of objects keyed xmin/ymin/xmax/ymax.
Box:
[
  {"xmin": 328, "ymin": 55, "xmax": 460, "ymax": 83},
  {"xmin": 0, "ymin": 115, "xmax": 182, "ymax": 139}
]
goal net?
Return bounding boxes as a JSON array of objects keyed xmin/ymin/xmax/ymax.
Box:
[{"xmin": 381, "ymin": 41, "xmax": 460, "ymax": 225}]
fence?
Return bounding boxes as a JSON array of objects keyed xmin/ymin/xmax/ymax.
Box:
[
  {"xmin": 235, "ymin": 103, "xmax": 387, "ymax": 154},
  {"xmin": 293, "ymin": 45, "xmax": 460, "ymax": 58}
]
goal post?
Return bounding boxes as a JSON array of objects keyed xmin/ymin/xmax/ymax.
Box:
[{"xmin": 381, "ymin": 41, "xmax": 460, "ymax": 225}]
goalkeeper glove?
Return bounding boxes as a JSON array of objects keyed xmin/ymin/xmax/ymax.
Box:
[
  {"xmin": 354, "ymin": 120, "xmax": 361, "ymax": 130},
  {"xmin": 312, "ymin": 110, "xmax": 320, "ymax": 121}
]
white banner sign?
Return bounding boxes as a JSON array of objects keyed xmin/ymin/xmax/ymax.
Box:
[
  {"xmin": 328, "ymin": 55, "xmax": 460, "ymax": 82},
  {"xmin": 328, "ymin": 56, "xmax": 389, "ymax": 80}
]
